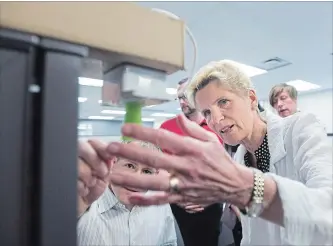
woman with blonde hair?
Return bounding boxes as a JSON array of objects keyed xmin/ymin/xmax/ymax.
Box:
[{"xmin": 96, "ymin": 60, "xmax": 332, "ymax": 245}]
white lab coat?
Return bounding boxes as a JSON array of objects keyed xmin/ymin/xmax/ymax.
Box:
[{"xmin": 234, "ymin": 111, "xmax": 333, "ymax": 245}]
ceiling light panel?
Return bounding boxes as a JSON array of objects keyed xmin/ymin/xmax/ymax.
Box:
[
  {"xmin": 88, "ymin": 116, "xmax": 115, "ymax": 120},
  {"xmin": 101, "ymin": 110, "xmax": 126, "ymax": 115},
  {"xmin": 286, "ymin": 80, "xmax": 321, "ymax": 92},
  {"xmin": 78, "ymin": 97, "xmax": 87, "ymax": 103},
  {"xmin": 79, "ymin": 77, "xmax": 103, "ymax": 87},
  {"xmin": 151, "ymin": 112, "xmax": 176, "ymax": 117},
  {"xmin": 225, "ymin": 60, "xmax": 267, "ymax": 77}
]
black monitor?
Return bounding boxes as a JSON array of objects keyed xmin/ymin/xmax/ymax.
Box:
[{"xmin": 0, "ymin": 28, "xmax": 85, "ymax": 246}]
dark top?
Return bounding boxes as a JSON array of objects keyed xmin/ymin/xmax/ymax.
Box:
[
  {"xmin": 244, "ymin": 133, "xmax": 270, "ymax": 173},
  {"xmin": 171, "ymin": 203, "xmax": 222, "ymax": 246},
  {"xmin": 160, "ymin": 117, "xmax": 223, "ymax": 246}
]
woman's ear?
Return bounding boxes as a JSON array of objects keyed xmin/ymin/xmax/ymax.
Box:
[{"xmin": 248, "ymin": 89, "xmax": 258, "ymax": 110}]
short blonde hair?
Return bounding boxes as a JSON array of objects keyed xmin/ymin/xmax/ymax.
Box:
[
  {"xmin": 186, "ymin": 60, "xmax": 254, "ymax": 106},
  {"xmin": 116, "ymin": 140, "xmax": 161, "ymax": 173},
  {"xmin": 269, "ymin": 83, "xmax": 298, "ymax": 107},
  {"xmin": 116, "ymin": 139, "xmax": 161, "ymax": 162},
  {"xmin": 121, "ymin": 139, "xmax": 161, "ymax": 152}
]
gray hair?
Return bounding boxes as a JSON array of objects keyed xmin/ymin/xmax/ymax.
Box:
[
  {"xmin": 117, "ymin": 139, "xmax": 161, "ymax": 173},
  {"xmin": 268, "ymin": 83, "xmax": 298, "ymax": 107},
  {"xmin": 121, "ymin": 139, "xmax": 161, "ymax": 152}
]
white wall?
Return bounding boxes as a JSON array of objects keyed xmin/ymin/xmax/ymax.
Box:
[
  {"xmin": 297, "ymin": 90, "xmax": 333, "ymax": 133},
  {"xmin": 261, "ymin": 89, "xmax": 333, "ymax": 133}
]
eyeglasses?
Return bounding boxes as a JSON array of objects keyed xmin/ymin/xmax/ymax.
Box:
[{"xmin": 176, "ymin": 94, "xmax": 187, "ymax": 101}]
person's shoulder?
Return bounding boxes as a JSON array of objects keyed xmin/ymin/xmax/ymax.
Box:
[
  {"xmin": 160, "ymin": 117, "xmax": 178, "ymax": 129},
  {"xmin": 77, "ymin": 202, "xmax": 105, "ymax": 245},
  {"xmin": 267, "ymin": 111, "xmax": 326, "ymax": 140},
  {"xmin": 77, "ymin": 202, "xmax": 100, "ymax": 230},
  {"xmin": 265, "ymin": 110, "xmax": 320, "ymax": 130},
  {"xmin": 282, "ymin": 112, "xmax": 323, "ymax": 131}
]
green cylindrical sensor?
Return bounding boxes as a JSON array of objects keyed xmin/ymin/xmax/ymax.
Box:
[{"xmin": 122, "ymin": 101, "xmax": 142, "ymax": 141}]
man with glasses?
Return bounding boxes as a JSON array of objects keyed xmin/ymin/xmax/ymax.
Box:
[{"xmin": 159, "ymin": 78, "xmax": 223, "ymax": 246}]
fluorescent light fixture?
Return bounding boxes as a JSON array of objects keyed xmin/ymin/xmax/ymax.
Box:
[
  {"xmin": 166, "ymin": 87, "xmax": 177, "ymax": 95},
  {"xmin": 101, "ymin": 110, "xmax": 126, "ymax": 115},
  {"xmin": 286, "ymin": 80, "xmax": 321, "ymax": 92},
  {"xmin": 226, "ymin": 60, "xmax": 267, "ymax": 77},
  {"xmin": 79, "ymin": 77, "xmax": 103, "ymax": 87},
  {"xmin": 98, "ymin": 100, "xmax": 102, "ymax": 104},
  {"xmin": 77, "ymin": 123, "xmax": 92, "ymax": 130},
  {"xmin": 145, "ymin": 105, "xmax": 156, "ymax": 108},
  {"xmin": 177, "ymin": 107, "xmax": 181, "ymax": 110},
  {"xmin": 142, "ymin": 118, "xmax": 155, "ymax": 122},
  {"xmin": 88, "ymin": 116, "xmax": 115, "ymax": 120},
  {"xmin": 78, "ymin": 97, "xmax": 87, "ymax": 103},
  {"xmin": 151, "ymin": 112, "xmax": 176, "ymax": 117}
]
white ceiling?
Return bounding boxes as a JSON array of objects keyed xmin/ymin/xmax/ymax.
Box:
[{"xmin": 79, "ymin": 1, "xmax": 333, "ymax": 121}]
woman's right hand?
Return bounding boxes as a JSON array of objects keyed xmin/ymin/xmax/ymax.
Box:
[{"xmin": 77, "ymin": 139, "xmax": 113, "ymax": 216}]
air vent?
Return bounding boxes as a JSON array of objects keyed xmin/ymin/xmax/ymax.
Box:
[{"xmin": 257, "ymin": 57, "xmax": 292, "ymax": 71}]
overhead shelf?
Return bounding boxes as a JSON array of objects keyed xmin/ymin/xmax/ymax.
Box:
[{"xmin": 0, "ymin": 2, "xmax": 185, "ymax": 74}]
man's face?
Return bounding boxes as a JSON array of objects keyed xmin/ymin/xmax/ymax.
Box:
[
  {"xmin": 177, "ymin": 83, "xmax": 196, "ymax": 117},
  {"xmin": 110, "ymin": 143, "xmax": 158, "ymax": 206},
  {"xmin": 272, "ymin": 90, "xmax": 297, "ymax": 118}
]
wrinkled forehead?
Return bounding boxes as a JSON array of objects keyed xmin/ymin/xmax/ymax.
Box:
[
  {"xmin": 273, "ymin": 89, "xmax": 290, "ymax": 100},
  {"xmin": 195, "ymin": 83, "xmax": 239, "ymax": 110},
  {"xmin": 115, "ymin": 141, "xmax": 160, "ymax": 169}
]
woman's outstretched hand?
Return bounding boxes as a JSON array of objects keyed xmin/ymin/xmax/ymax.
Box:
[{"xmin": 108, "ymin": 114, "xmax": 254, "ymax": 208}]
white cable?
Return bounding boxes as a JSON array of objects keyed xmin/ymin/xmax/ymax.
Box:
[{"xmin": 151, "ymin": 8, "xmax": 198, "ymax": 80}]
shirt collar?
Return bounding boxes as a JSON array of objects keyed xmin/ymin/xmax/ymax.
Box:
[
  {"xmin": 97, "ymin": 188, "xmax": 123, "ymax": 214},
  {"xmin": 97, "ymin": 188, "xmax": 153, "ymax": 214}
]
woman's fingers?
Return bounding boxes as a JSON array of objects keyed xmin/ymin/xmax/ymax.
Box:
[
  {"xmin": 128, "ymin": 192, "xmax": 183, "ymax": 206},
  {"xmin": 186, "ymin": 209, "xmax": 204, "ymax": 214},
  {"xmin": 177, "ymin": 114, "xmax": 219, "ymax": 142},
  {"xmin": 110, "ymin": 171, "xmax": 174, "ymax": 192},
  {"xmin": 78, "ymin": 159, "xmax": 96, "ymax": 187},
  {"xmin": 185, "ymin": 204, "xmax": 203, "ymax": 210},
  {"xmin": 78, "ymin": 140, "xmax": 109, "ymax": 178},
  {"xmin": 230, "ymin": 204, "xmax": 241, "ymax": 219},
  {"xmin": 185, "ymin": 204, "xmax": 204, "ymax": 213},
  {"xmin": 107, "ymin": 141, "xmax": 190, "ymax": 174},
  {"xmin": 77, "ymin": 180, "xmax": 89, "ymax": 197},
  {"xmin": 120, "ymin": 123, "xmax": 201, "ymax": 154},
  {"xmin": 127, "ymin": 192, "xmax": 212, "ymax": 208},
  {"xmin": 88, "ymin": 139, "xmax": 114, "ymax": 169}
]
